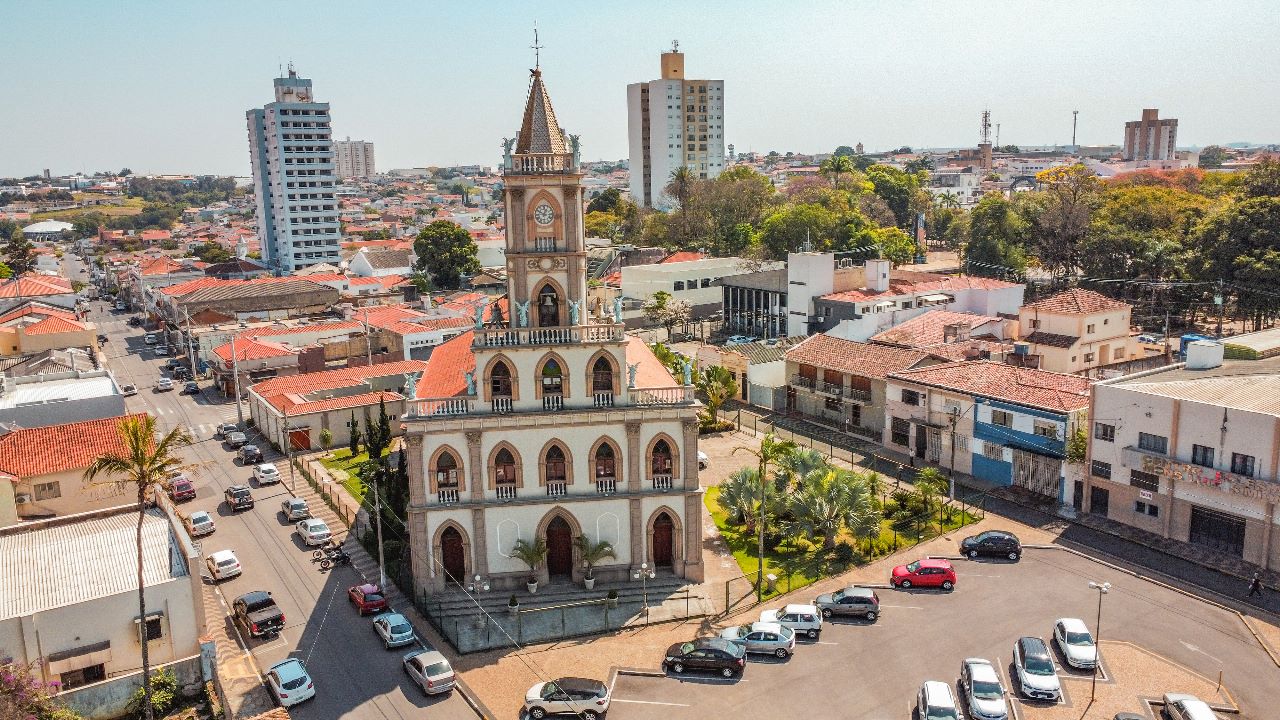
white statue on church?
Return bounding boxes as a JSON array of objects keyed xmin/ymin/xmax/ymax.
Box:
[
  {"xmin": 568, "ymin": 300, "xmax": 581, "ymax": 325},
  {"xmin": 516, "ymin": 300, "xmax": 530, "ymax": 328}
]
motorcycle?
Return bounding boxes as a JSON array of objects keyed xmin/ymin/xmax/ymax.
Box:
[{"xmin": 312, "ymin": 541, "xmax": 351, "ymax": 571}]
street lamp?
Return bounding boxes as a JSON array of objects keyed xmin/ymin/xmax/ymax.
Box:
[
  {"xmin": 1088, "ymin": 581, "xmax": 1110, "ymax": 702},
  {"xmin": 633, "ymin": 562, "xmax": 656, "ymax": 613}
]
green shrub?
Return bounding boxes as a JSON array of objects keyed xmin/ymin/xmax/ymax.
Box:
[
  {"xmin": 126, "ymin": 668, "xmax": 177, "ymax": 719},
  {"xmin": 832, "ymin": 541, "xmax": 855, "ymax": 565}
]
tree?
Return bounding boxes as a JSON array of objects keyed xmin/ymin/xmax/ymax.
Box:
[
  {"xmin": 587, "ymin": 187, "xmax": 621, "ymax": 214},
  {"xmin": 696, "ymin": 365, "xmax": 738, "ymax": 426},
  {"xmin": 319, "ymin": 428, "xmax": 334, "ymax": 453},
  {"xmin": 965, "ymin": 193, "xmax": 1028, "ymax": 278},
  {"xmin": 783, "ymin": 468, "xmax": 873, "ymax": 550},
  {"xmin": 773, "ymin": 447, "xmax": 827, "ymax": 492},
  {"xmin": 510, "ymin": 537, "xmax": 548, "ymax": 583},
  {"xmin": 0, "ymin": 660, "xmax": 82, "ymax": 720},
  {"xmin": 1243, "ymin": 157, "xmax": 1280, "ymax": 199},
  {"xmin": 193, "ymin": 241, "xmax": 232, "ymax": 264},
  {"xmin": 1065, "ymin": 426, "xmax": 1088, "ymax": 464},
  {"xmin": 732, "ymin": 434, "xmax": 798, "ymax": 600},
  {"xmin": 865, "ymin": 164, "xmax": 927, "ymax": 227},
  {"xmin": 820, "ymin": 155, "xmax": 855, "ymax": 189},
  {"xmin": 760, "ymin": 203, "xmax": 839, "ymax": 258},
  {"xmin": 0, "ymin": 261, "xmax": 11, "ymax": 279},
  {"xmin": 5, "ymin": 227, "xmax": 35, "ymax": 275},
  {"xmin": 717, "ymin": 467, "xmax": 764, "ymax": 528},
  {"xmin": 1192, "ymin": 196, "xmax": 1280, "ymax": 329},
  {"xmin": 573, "ymin": 535, "xmax": 616, "ymax": 579},
  {"xmin": 584, "ymin": 210, "xmax": 619, "ymax": 238},
  {"xmin": 642, "ymin": 290, "xmax": 691, "ymax": 340},
  {"xmin": 867, "ymin": 226, "xmax": 917, "ymax": 267},
  {"xmin": 833, "ymin": 145, "xmax": 856, "ymax": 157},
  {"xmin": 348, "ymin": 412, "xmax": 362, "ymax": 455},
  {"xmin": 1031, "ymin": 164, "xmax": 1100, "ymax": 277},
  {"xmin": 413, "ymin": 220, "xmax": 480, "ymax": 288},
  {"xmin": 83, "ymin": 416, "xmax": 192, "ymax": 720},
  {"xmin": 1197, "ymin": 145, "xmax": 1229, "ymax": 169},
  {"xmin": 913, "ymin": 467, "xmax": 950, "ymax": 515},
  {"xmin": 373, "ymin": 397, "xmax": 392, "ymax": 458},
  {"xmin": 664, "ymin": 166, "xmax": 698, "ymax": 247}
]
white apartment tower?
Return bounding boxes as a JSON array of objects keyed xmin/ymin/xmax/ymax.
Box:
[
  {"xmin": 336, "ymin": 138, "xmax": 376, "ymax": 179},
  {"xmin": 246, "ymin": 67, "xmax": 341, "ymax": 273},
  {"xmin": 627, "ymin": 44, "xmax": 725, "ymax": 208}
]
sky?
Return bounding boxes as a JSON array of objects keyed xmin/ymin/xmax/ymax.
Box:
[{"xmin": 2, "ymin": 0, "xmax": 1277, "ymax": 177}]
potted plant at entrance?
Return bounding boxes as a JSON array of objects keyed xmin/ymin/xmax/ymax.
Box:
[
  {"xmin": 575, "ymin": 535, "xmax": 616, "ymax": 591},
  {"xmin": 507, "ymin": 594, "xmax": 520, "ymax": 615},
  {"xmin": 511, "ymin": 538, "xmax": 548, "ymax": 594}
]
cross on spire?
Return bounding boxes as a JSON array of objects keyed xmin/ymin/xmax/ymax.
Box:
[{"xmin": 531, "ymin": 26, "xmax": 544, "ymax": 69}]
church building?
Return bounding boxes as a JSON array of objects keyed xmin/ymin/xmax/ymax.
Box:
[{"xmin": 403, "ymin": 67, "xmax": 705, "ymax": 595}]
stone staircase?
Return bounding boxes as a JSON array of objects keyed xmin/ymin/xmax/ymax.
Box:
[{"xmin": 423, "ymin": 574, "xmax": 697, "ymax": 617}]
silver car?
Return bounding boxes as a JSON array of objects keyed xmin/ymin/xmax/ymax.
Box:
[
  {"xmin": 281, "ymin": 498, "xmax": 310, "ymax": 521},
  {"xmin": 402, "ymin": 649, "xmax": 455, "ymax": 695},
  {"xmin": 719, "ymin": 621, "xmax": 795, "ymax": 658},
  {"xmin": 295, "ymin": 518, "xmax": 331, "ymax": 546},
  {"xmin": 372, "ymin": 612, "xmax": 416, "ymax": 649},
  {"xmin": 961, "ymin": 658, "xmax": 1009, "ymax": 720},
  {"xmin": 1053, "ymin": 618, "xmax": 1098, "ymax": 669}
]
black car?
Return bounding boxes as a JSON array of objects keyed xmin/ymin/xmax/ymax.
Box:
[
  {"xmin": 127, "ymin": 316, "xmax": 142, "ymax": 327},
  {"xmin": 172, "ymin": 366, "xmax": 192, "ymax": 379},
  {"xmin": 662, "ymin": 638, "xmax": 746, "ymax": 678},
  {"xmin": 233, "ymin": 590, "xmax": 285, "ymax": 638},
  {"xmin": 238, "ymin": 445, "xmax": 263, "ymax": 464},
  {"xmin": 960, "ymin": 530, "xmax": 1022, "ymax": 561},
  {"xmin": 181, "ymin": 382, "xmax": 200, "ymax": 395},
  {"xmin": 224, "ymin": 484, "xmax": 254, "ymax": 511}
]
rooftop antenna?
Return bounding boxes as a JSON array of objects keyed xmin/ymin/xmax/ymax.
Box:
[
  {"xmin": 531, "ymin": 24, "xmax": 543, "ymax": 70},
  {"xmin": 672, "ymin": 39, "xmax": 679, "ymax": 53},
  {"xmin": 1072, "ymin": 110, "xmax": 1079, "ymax": 147},
  {"xmin": 286, "ymin": 61, "xmax": 296, "ymax": 78},
  {"xmin": 995, "ymin": 123, "xmax": 1001, "ymax": 147},
  {"xmin": 980, "ymin": 110, "xmax": 991, "ymax": 145}
]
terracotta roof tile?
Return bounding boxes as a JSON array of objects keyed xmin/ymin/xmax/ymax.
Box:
[
  {"xmin": 869, "ymin": 310, "xmax": 1003, "ymax": 348},
  {"xmin": 889, "ymin": 360, "xmax": 1091, "ymax": 412},
  {"xmin": 21, "ymin": 315, "xmax": 88, "ymax": 335},
  {"xmin": 660, "ymin": 251, "xmax": 707, "ymax": 264},
  {"xmin": 211, "ymin": 337, "xmax": 296, "ymax": 363},
  {"xmin": 625, "ymin": 335, "xmax": 679, "ymax": 388},
  {"xmin": 1022, "ymin": 288, "xmax": 1128, "ymax": 315},
  {"xmin": 1023, "ymin": 330, "xmax": 1079, "ymax": 349},
  {"xmin": 0, "ymin": 275, "xmax": 73, "ymax": 299},
  {"xmin": 416, "ymin": 331, "xmax": 474, "ymax": 398},
  {"xmin": 821, "ymin": 271, "xmax": 1020, "ymax": 304},
  {"xmin": 276, "ymin": 390, "xmax": 403, "ymax": 415},
  {"xmin": 0, "ymin": 414, "xmax": 147, "ymax": 478},
  {"xmin": 253, "ymin": 359, "xmax": 429, "ymax": 398},
  {"xmin": 786, "ymin": 334, "xmax": 934, "ymax": 380}
]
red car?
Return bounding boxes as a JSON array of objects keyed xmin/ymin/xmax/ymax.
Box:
[
  {"xmin": 348, "ymin": 584, "xmax": 388, "ymax": 615},
  {"xmin": 169, "ymin": 476, "xmax": 197, "ymax": 502},
  {"xmin": 891, "ymin": 558, "xmax": 956, "ymax": 590}
]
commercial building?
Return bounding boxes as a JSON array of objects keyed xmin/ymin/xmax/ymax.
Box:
[
  {"xmin": 1086, "ymin": 344, "xmax": 1280, "ymax": 568},
  {"xmin": 335, "ymin": 138, "xmax": 376, "ymax": 179},
  {"xmin": 1122, "ymin": 108, "xmax": 1178, "ymax": 162},
  {"xmin": 406, "ymin": 67, "xmax": 704, "ymax": 595},
  {"xmin": 618, "ymin": 255, "xmax": 775, "ymax": 327},
  {"xmin": 0, "ymin": 369, "xmax": 127, "ymax": 429},
  {"xmin": 246, "ymin": 67, "xmax": 342, "ymax": 272},
  {"xmin": 627, "ymin": 45, "xmax": 725, "ymax": 207}
]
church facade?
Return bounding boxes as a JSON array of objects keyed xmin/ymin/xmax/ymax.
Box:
[{"xmin": 403, "ymin": 68, "xmax": 705, "ymax": 595}]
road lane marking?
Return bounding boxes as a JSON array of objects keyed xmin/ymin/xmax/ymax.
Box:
[
  {"xmin": 879, "ymin": 604, "xmax": 923, "ymax": 609},
  {"xmin": 612, "ymin": 699, "xmax": 692, "ymax": 707},
  {"xmin": 811, "ymin": 640, "xmax": 839, "ymax": 645},
  {"xmin": 1179, "ymin": 639, "xmax": 1224, "ymax": 665}
]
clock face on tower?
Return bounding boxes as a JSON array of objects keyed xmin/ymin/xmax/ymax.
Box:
[{"xmin": 533, "ymin": 202, "xmax": 555, "ymax": 226}]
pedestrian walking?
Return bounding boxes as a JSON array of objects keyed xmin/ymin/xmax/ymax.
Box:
[{"xmin": 1248, "ymin": 572, "xmax": 1263, "ymax": 597}]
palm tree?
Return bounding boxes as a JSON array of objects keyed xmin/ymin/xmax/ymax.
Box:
[
  {"xmin": 510, "ymin": 538, "xmax": 548, "ymax": 585},
  {"xmin": 934, "ymin": 192, "xmax": 961, "ymax": 210},
  {"xmin": 821, "ymin": 155, "xmax": 855, "ymax": 190},
  {"xmin": 914, "ymin": 467, "xmax": 950, "ymax": 520},
  {"xmin": 773, "ymin": 447, "xmax": 827, "ymax": 492},
  {"xmin": 783, "ymin": 468, "xmax": 873, "ymax": 550},
  {"xmin": 574, "ymin": 535, "xmax": 616, "ymax": 580},
  {"xmin": 732, "ymin": 434, "xmax": 798, "ymax": 601},
  {"xmin": 695, "ymin": 365, "xmax": 738, "ymax": 427},
  {"xmin": 716, "ymin": 467, "xmax": 761, "ymax": 528},
  {"xmin": 665, "ymin": 166, "xmax": 696, "ymax": 246},
  {"xmin": 83, "ymin": 416, "xmax": 192, "ymax": 720}
]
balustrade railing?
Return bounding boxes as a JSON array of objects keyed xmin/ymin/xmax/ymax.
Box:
[
  {"xmin": 546, "ymin": 481, "xmax": 567, "ymax": 497},
  {"xmin": 408, "ymin": 385, "xmax": 688, "ymax": 421},
  {"xmin": 495, "ymin": 484, "xmax": 518, "ymax": 501},
  {"xmin": 789, "ymin": 374, "xmax": 816, "ymax": 390},
  {"xmin": 474, "ymin": 323, "xmax": 625, "ymax": 347},
  {"xmin": 543, "ymin": 394, "xmax": 564, "ymax": 411},
  {"xmin": 493, "ymin": 396, "xmax": 513, "ymax": 414},
  {"xmin": 819, "ymin": 381, "xmax": 845, "ymax": 397},
  {"xmin": 437, "ymin": 487, "xmax": 460, "ymax": 504},
  {"xmin": 595, "ymin": 478, "xmax": 617, "ymax": 494},
  {"xmin": 593, "ymin": 392, "xmax": 614, "ymax": 408},
  {"xmin": 413, "ymin": 397, "xmax": 474, "ymax": 417},
  {"xmin": 533, "ymin": 238, "xmax": 558, "ymax": 252},
  {"xmin": 846, "ymin": 387, "xmax": 873, "ymax": 403},
  {"xmin": 631, "ymin": 385, "xmax": 696, "ymax": 406},
  {"xmin": 651, "ymin": 474, "xmax": 674, "ymax": 491}
]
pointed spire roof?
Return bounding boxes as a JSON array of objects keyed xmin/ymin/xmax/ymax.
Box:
[{"xmin": 516, "ymin": 69, "xmax": 568, "ymax": 155}]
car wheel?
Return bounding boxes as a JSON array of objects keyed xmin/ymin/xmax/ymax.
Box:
[
  {"xmin": 900, "ymin": 579, "xmax": 912, "ymax": 589},
  {"xmin": 720, "ymin": 667, "xmax": 734, "ymax": 678},
  {"xmin": 821, "ymin": 608, "xmax": 833, "ymax": 619},
  {"xmin": 968, "ymin": 549, "xmax": 979, "ymax": 559},
  {"xmin": 1008, "ymin": 551, "xmax": 1020, "ymax": 561},
  {"xmin": 774, "ymin": 647, "xmax": 789, "ymax": 658},
  {"xmin": 806, "ymin": 628, "xmax": 818, "ymax": 639},
  {"xmin": 865, "ymin": 611, "xmax": 877, "ymax": 622},
  {"xmin": 941, "ymin": 580, "xmax": 954, "ymax": 591},
  {"xmin": 529, "ymin": 708, "xmax": 547, "ymax": 720},
  {"xmin": 671, "ymin": 662, "xmax": 684, "ymax": 674}
]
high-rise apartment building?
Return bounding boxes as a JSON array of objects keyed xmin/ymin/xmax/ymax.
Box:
[
  {"xmin": 336, "ymin": 138, "xmax": 376, "ymax": 179},
  {"xmin": 627, "ymin": 45, "xmax": 725, "ymax": 207},
  {"xmin": 246, "ymin": 67, "xmax": 341, "ymax": 273},
  {"xmin": 1122, "ymin": 108, "xmax": 1178, "ymax": 162}
]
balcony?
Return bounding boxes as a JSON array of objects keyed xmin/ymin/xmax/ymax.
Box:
[
  {"xmin": 510, "ymin": 152, "xmax": 576, "ymax": 174},
  {"xmin": 407, "ymin": 385, "xmax": 693, "ymax": 420},
  {"xmin": 593, "ymin": 392, "xmax": 614, "ymax": 408},
  {"xmin": 543, "ymin": 394, "xmax": 564, "ymax": 411},
  {"xmin": 496, "ymin": 484, "xmax": 518, "ymax": 501},
  {"xmin": 651, "ymin": 474, "xmax": 674, "ymax": 491},
  {"xmin": 789, "ymin": 375, "xmax": 816, "ymax": 390},
  {"xmin": 533, "ymin": 238, "xmax": 558, "ymax": 253},
  {"xmin": 493, "ymin": 397, "xmax": 513, "ymax": 414},
  {"xmin": 632, "ymin": 386, "xmax": 696, "ymax": 406},
  {"xmin": 596, "ymin": 478, "xmax": 618, "ymax": 494},
  {"xmin": 474, "ymin": 323, "xmax": 626, "ymax": 347},
  {"xmin": 437, "ymin": 487, "xmax": 460, "ymax": 504},
  {"xmin": 546, "ymin": 481, "xmax": 567, "ymax": 497},
  {"xmin": 846, "ymin": 387, "xmax": 873, "ymax": 403},
  {"xmin": 818, "ymin": 381, "xmax": 844, "ymax": 398}
]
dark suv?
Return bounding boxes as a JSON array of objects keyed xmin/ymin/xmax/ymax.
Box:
[
  {"xmin": 960, "ymin": 530, "xmax": 1022, "ymax": 561},
  {"xmin": 662, "ymin": 638, "xmax": 746, "ymax": 678},
  {"xmin": 224, "ymin": 484, "xmax": 254, "ymax": 511},
  {"xmin": 813, "ymin": 585, "xmax": 880, "ymax": 621}
]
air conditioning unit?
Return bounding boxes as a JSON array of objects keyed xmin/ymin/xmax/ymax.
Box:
[{"xmin": 14, "ymin": 493, "xmax": 32, "ymax": 504}]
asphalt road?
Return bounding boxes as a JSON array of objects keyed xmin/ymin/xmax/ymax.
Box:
[
  {"xmin": 606, "ymin": 549, "xmax": 1276, "ymax": 719},
  {"xmin": 77, "ymin": 256, "xmax": 477, "ymax": 719}
]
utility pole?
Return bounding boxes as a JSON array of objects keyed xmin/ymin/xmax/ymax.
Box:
[
  {"xmin": 230, "ymin": 333, "xmax": 244, "ymax": 426},
  {"xmin": 282, "ymin": 405, "xmax": 294, "ymax": 492},
  {"xmin": 360, "ymin": 312, "xmax": 374, "ymax": 366},
  {"xmin": 1072, "ymin": 110, "xmax": 1079, "ymax": 147},
  {"xmin": 373, "ymin": 467, "xmax": 387, "ymax": 587},
  {"xmin": 1214, "ymin": 280, "xmax": 1225, "ymax": 338},
  {"xmin": 947, "ymin": 409, "xmax": 959, "ymax": 500},
  {"xmin": 183, "ymin": 309, "xmax": 198, "ymax": 380}
]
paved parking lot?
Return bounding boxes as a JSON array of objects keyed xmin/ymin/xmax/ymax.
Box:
[{"xmin": 604, "ymin": 548, "xmax": 1266, "ymax": 719}]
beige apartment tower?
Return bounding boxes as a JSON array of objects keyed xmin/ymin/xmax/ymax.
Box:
[
  {"xmin": 336, "ymin": 138, "xmax": 376, "ymax": 179},
  {"xmin": 1123, "ymin": 108, "xmax": 1178, "ymax": 161},
  {"xmin": 627, "ymin": 44, "xmax": 725, "ymax": 207}
]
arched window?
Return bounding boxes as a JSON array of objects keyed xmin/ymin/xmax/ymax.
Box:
[
  {"xmin": 545, "ymin": 445, "xmax": 567, "ymax": 484},
  {"xmin": 537, "ymin": 284, "xmax": 560, "ymax": 327},
  {"xmin": 494, "ymin": 448, "xmax": 516, "ymax": 484},
  {"xmin": 595, "ymin": 443, "xmax": 617, "ymax": 480},
  {"xmin": 490, "ymin": 361, "xmax": 512, "ymax": 398},
  {"xmin": 651, "ymin": 439, "xmax": 673, "ymax": 476},
  {"xmin": 592, "ymin": 356, "xmax": 614, "ymax": 394},
  {"xmin": 435, "ymin": 451, "xmax": 459, "ymax": 486},
  {"xmin": 541, "ymin": 358, "xmax": 563, "ymax": 395}
]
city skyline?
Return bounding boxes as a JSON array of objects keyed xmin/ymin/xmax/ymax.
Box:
[{"xmin": 3, "ymin": 0, "xmax": 1278, "ymax": 176}]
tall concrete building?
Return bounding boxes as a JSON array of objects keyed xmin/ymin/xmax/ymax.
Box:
[
  {"xmin": 336, "ymin": 138, "xmax": 376, "ymax": 179},
  {"xmin": 627, "ymin": 44, "xmax": 725, "ymax": 208},
  {"xmin": 1123, "ymin": 108, "xmax": 1178, "ymax": 162},
  {"xmin": 246, "ymin": 67, "xmax": 341, "ymax": 273}
]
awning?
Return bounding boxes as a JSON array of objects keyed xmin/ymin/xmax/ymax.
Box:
[
  {"xmin": 873, "ymin": 300, "xmax": 895, "ymax": 310},
  {"xmin": 918, "ymin": 293, "xmax": 952, "ymax": 303},
  {"xmin": 47, "ymin": 640, "xmax": 112, "ymax": 675}
]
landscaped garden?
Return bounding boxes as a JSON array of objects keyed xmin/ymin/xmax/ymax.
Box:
[{"xmin": 706, "ymin": 436, "xmax": 981, "ymax": 601}]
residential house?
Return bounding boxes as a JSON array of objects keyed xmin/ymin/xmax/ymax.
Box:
[
  {"xmin": 869, "ymin": 308, "xmax": 1013, "ymax": 362},
  {"xmin": 1016, "ymin": 288, "xmax": 1143, "ymax": 374},
  {"xmin": 0, "ymin": 369, "xmax": 127, "ymax": 428},
  {"xmin": 0, "ymin": 301, "xmax": 97, "ymax": 357},
  {"xmin": 696, "ymin": 337, "xmax": 803, "ymax": 409},
  {"xmin": 0, "ymin": 274, "xmax": 80, "ymax": 310},
  {"xmin": 154, "ymin": 276, "xmax": 340, "ymax": 327},
  {"xmin": 348, "ymin": 247, "xmax": 414, "ymax": 278},
  {"xmin": 886, "ymin": 361, "xmax": 1091, "ymax": 501},
  {"xmin": 785, "ymin": 334, "xmax": 938, "ymax": 441}
]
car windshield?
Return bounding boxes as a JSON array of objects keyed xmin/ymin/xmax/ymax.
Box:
[
  {"xmin": 831, "ymin": 590, "xmax": 845, "ymax": 601},
  {"xmin": 390, "ymin": 623, "xmax": 412, "ymax": 635},
  {"xmin": 926, "ymin": 707, "xmax": 959, "ymax": 720},
  {"xmin": 423, "ymin": 660, "xmax": 451, "ymax": 676},
  {"xmin": 906, "ymin": 561, "xmax": 921, "ymax": 572},
  {"xmin": 776, "ymin": 626, "xmax": 794, "ymax": 639},
  {"xmin": 364, "ymin": 593, "xmax": 384, "ymax": 602},
  {"xmin": 1023, "ymin": 653, "xmax": 1054, "ymax": 675},
  {"xmin": 970, "ymin": 678, "xmax": 1002, "ymax": 699},
  {"xmin": 541, "ymin": 684, "xmax": 562, "ymax": 699},
  {"xmin": 1065, "ymin": 630, "xmax": 1093, "ymax": 645},
  {"xmin": 217, "ymin": 559, "xmax": 237, "ymax": 567},
  {"xmin": 280, "ymin": 673, "xmax": 307, "ymax": 691}
]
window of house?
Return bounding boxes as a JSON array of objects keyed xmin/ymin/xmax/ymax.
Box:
[
  {"xmin": 1091, "ymin": 460, "xmax": 1112, "ymax": 479},
  {"xmin": 700, "ymin": 278, "xmax": 711, "ymax": 288},
  {"xmin": 1086, "ymin": 324, "xmax": 1096, "ymax": 334},
  {"xmin": 60, "ymin": 663, "xmax": 106, "ymax": 690},
  {"xmin": 1033, "ymin": 420, "xmax": 1058, "ymax": 439},
  {"xmin": 1129, "ymin": 469, "xmax": 1160, "ymax": 493},
  {"xmin": 142, "ymin": 616, "xmax": 164, "ymax": 641},
  {"xmin": 991, "ymin": 409, "xmax": 1013, "ymax": 428},
  {"xmin": 1094, "ymin": 423, "xmax": 1115, "ymax": 442},
  {"xmin": 954, "ymin": 434, "xmax": 969, "ymax": 451},
  {"xmin": 1114, "ymin": 347, "xmax": 1125, "ymax": 360},
  {"xmin": 494, "ymin": 449, "xmax": 516, "ymax": 483},
  {"xmin": 1231, "ymin": 453, "xmax": 1256, "ymax": 477},
  {"xmin": 650, "ymin": 440, "xmax": 673, "ymax": 475},
  {"xmin": 1029, "ymin": 320, "xmax": 1040, "ymax": 329},
  {"xmin": 824, "ymin": 397, "xmax": 843, "ymax": 411},
  {"xmin": 1084, "ymin": 352, "xmax": 1096, "ymax": 363},
  {"xmin": 891, "ymin": 418, "xmax": 910, "ymax": 446},
  {"xmin": 34, "ymin": 481, "xmax": 61, "ymax": 500},
  {"xmin": 1134, "ymin": 501, "xmax": 1160, "ymax": 517},
  {"xmin": 1191, "ymin": 444, "xmax": 1215, "ymax": 468},
  {"xmin": 901, "ymin": 389, "xmax": 921, "ymax": 406},
  {"xmin": 673, "ymin": 281, "xmax": 685, "ymax": 291},
  {"xmin": 595, "ymin": 444, "xmax": 617, "ymax": 478},
  {"xmin": 545, "ymin": 445, "xmax": 567, "ymax": 483},
  {"xmin": 1138, "ymin": 432, "xmax": 1168, "ymax": 455},
  {"xmin": 435, "ymin": 452, "xmax": 459, "ymax": 485},
  {"xmin": 982, "ymin": 442, "xmax": 1005, "ymax": 461}
]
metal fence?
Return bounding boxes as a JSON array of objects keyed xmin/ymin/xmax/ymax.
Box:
[{"xmin": 292, "ymin": 458, "xmax": 358, "ymax": 527}]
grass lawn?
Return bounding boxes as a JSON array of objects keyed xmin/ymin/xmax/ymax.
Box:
[
  {"xmin": 33, "ymin": 202, "xmax": 143, "ymax": 220},
  {"xmin": 320, "ymin": 449, "xmax": 370, "ymax": 502}
]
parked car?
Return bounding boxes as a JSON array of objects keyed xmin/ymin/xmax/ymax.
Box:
[
  {"xmin": 1137, "ymin": 334, "xmax": 1160, "ymax": 344},
  {"xmin": 237, "ymin": 445, "xmax": 263, "ymax": 464},
  {"xmin": 295, "ymin": 518, "xmax": 332, "ymax": 546},
  {"xmin": 1162, "ymin": 693, "xmax": 1219, "ymax": 720},
  {"xmin": 372, "ymin": 612, "xmax": 417, "ymax": 649},
  {"xmin": 156, "ymin": 377, "xmax": 174, "ymax": 391},
  {"xmin": 181, "ymin": 382, "xmax": 200, "ymax": 395},
  {"xmin": 917, "ymin": 680, "xmax": 962, "ymax": 720},
  {"xmin": 759, "ymin": 603, "xmax": 823, "ymax": 639},
  {"xmin": 813, "ymin": 585, "xmax": 880, "ymax": 621},
  {"xmin": 185, "ymin": 510, "xmax": 216, "ymax": 537},
  {"xmin": 215, "ymin": 423, "xmax": 238, "ymax": 438},
  {"xmin": 173, "ymin": 366, "xmax": 192, "ymax": 380},
  {"xmin": 348, "ymin": 583, "xmax": 388, "ymax": 615},
  {"xmin": 662, "ymin": 637, "xmax": 746, "ymax": 678},
  {"xmin": 224, "ymin": 484, "xmax": 254, "ymax": 511},
  {"xmin": 1053, "ymin": 617, "xmax": 1098, "ymax": 669},
  {"xmin": 402, "ymin": 649, "xmax": 455, "ymax": 695},
  {"xmin": 718, "ymin": 621, "xmax": 795, "ymax": 658},
  {"xmin": 960, "ymin": 530, "xmax": 1022, "ymax": 561},
  {"xmin": 128, "ymin": 316, "xmax": 142, "ymax": 326},
  {"xmin": 281, "ymin": 498, "xmax": 310, "ymax": 521},
  {"xmin": 265, "ymin": 658, "xmax": 314, "ymax": 708},
  {"xmin": 153, "ymin": 345, "xmax": 170, "ymax": 356},
  {"xmin": 225, "ymin": 432, "xmax": 248, "ymax": 448},
  {"xmin": 205, "ymin": 549, "xmax": 242, "ymax": 580},
  {"xmin": 168, "ymin": 475, "xmax": 196, "ymax": 502},
  {"xmin": 524, "ymin": 677, "xmax": 611, "ymax": 720},
  {"xmin": 1012, "ymin": 636, "xmax": 1061, "ymax": 701},
  {"xmin": 253, "ymin": 463, "xmax": 281, "ymax": 485},
  {"xmin": 960, "ymin": 657, "xmax": 1010, "ymax": 720},
  {"xmin": 144, "ymin": 333, "xmax": 158, "ymax": 345},
  {"xmin": 697, "ymin": 450, "xmax": 709, "ymax": 469},
  {"xmin": 891, "ymin": 558, "xmax": 956, "ymax": 590},
  {"xmin": 120, "ymin": 383, "xmax": 138, "ymax": 396},
  {"xmin": 232, "ymin": 590, "xmax": 285, "ymax": 639},
  {"xmin": 724, "ymin": 335, "xmax": 756, "ymax": 346}
]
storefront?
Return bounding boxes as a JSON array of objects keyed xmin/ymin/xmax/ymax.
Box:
[{"xmin": 1188, "ymin": 505, "xmax": 1247, "ymax": 557}]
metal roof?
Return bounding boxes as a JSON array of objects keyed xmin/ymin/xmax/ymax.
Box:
[
  {"xmin": 0, "ymin": 374, "xmax": 119, "ymax": 409},
  {"xmin": 0, "ymin": 509, "xmax": 186, "ymax": 620},
  {"xmin": 1119, "ymin": 373, "xmax": 1280, "ymax": 416}
]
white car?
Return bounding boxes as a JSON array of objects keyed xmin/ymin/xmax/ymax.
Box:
[
  {"xmin": 917, "ymin": 680, "xmax": 963, "ymax": 720},
  {"xmin": 402, "ymin": 649, "xmax": 455, "ymax": 695},
  {"xmin": 266, "ymin": 658, "xmax": 315, "ymax": 708},
  {"xmin": 153, "ymin": 345, "xmax": 170, "ymax": 356},
  {"xmin": 144, "ymin": 333, "xmax": 157, "ymax": 345},
  {"xmin": 759, "ymin": 603, "xmax": 822, "ymax": 639},
  {"xmin": 1013, "ymin": 636, "xmax": 1061, "ymax": 701},
  {"xmin": 253, "ymin": 463, "xmax": 280, "ymax": 485},
  {"xmin": 281, "ymin": 497, "xmax": 309, "ymax": 521},
  {"xmin": 1053, "ymin": 617, "xmax": 1098, "ymax": 669},
  {"xmin": 372, "ymin": 612, "xmax": 417, "ymax": 649},
  {"xmin": 120, "ymin": 384, "xmax": 138, "ymax": 397},
  {"xmin": 697, "ymin": 450, "xmax": 709, "ymax": 469},
  {"xmin": 295, "ymin": 518, "xmax": 331, "ymax": 546},
  {"xmin": 156, "ymin": 377, "xmax": 174, "ymax": 391},
  {"xmin": 205, "ymin": 549, "xmax": 242, "ymax": 581},
  {"xmin": 1162, "ymin": 693, "xmax": 1220, "ymax": 720},
  {"xmin": 524, "ymin": 678, "xmax": 611, "ymax": 720},
  {"xmin": 185, "ymin": 511, "xmax": 215, "ymax": 537},
  {"xmin": 960, "ymin": 658, "xmax": 1009, "ymax": 720}
]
